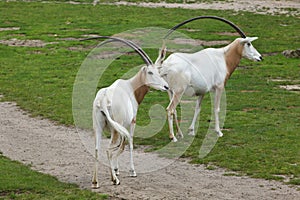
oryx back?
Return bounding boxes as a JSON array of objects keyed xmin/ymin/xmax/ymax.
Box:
[{"xmin": 161, "ymin": 48, "xmax": 227, "ymax": 96}]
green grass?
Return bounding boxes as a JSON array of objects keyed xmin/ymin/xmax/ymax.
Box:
[
  {"xmin": 0, "ymin": 1, "xmax": 299, "ymax": 198},
  {"xmin": 0, "ymin": 154, "xmax": 108, "ymax": 199}
]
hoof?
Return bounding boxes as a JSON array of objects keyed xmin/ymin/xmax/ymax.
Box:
[
  {"xmin": 91, "ymin": 182, "xmax": 99, "ymax": 189},
  {"xmin": 170, "ymin": 137, "xmax": 178, "ymax": 142},
  {"xmin": 113, "ymin": 179, "xmax": 120, "ymax": 185},
  {"xmin": 176, "ymin": 132, "xmax": 184, "ymax": 139},
  {"xmin": 188, "ymin": 128, "xmax": 195, "ymax": 136},
  {"xmin": 129, "ymin": 170, "xmax": 137, "ymax": 177},
  {"xmin": 114, "ymin": 168, "xmax": 120, "ymax": 176},
  {"xmin": 216, "ymin": 131, "xmax": 223, "ymax": 137}
]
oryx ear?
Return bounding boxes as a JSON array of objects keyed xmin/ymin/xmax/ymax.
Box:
[
  {"xmin": 249, "ymin": 37, "xmax": 258, "ymax": 42},
  {"xmin": 155, "ymin": 42, "xmax": 167, "ymax": 66},
  {"xmin": 142, "ymin": 66, "xmax": 147, "ymax": 72},
  {"xmin": 240, "ymin": 37, "xmax": 258, "ymax": 44}
]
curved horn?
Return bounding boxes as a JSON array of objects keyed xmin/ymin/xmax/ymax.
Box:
[
  {"xmin": 164, "ymin": 16, "xmax": 246, "ymax": 39},
  {"xmin": 81, "ymin": 36, "xmax": 153, "ymax": 66}
]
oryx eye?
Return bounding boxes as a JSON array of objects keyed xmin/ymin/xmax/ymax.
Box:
[
  {"xmin": 148, "ymin": 71, "xmax": 153, "ymax": 75},
  {"xmin": 247, "ymin": 43, "xmax": 251, "ymax": 47}
]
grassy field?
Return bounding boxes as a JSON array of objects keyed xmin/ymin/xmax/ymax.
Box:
[
  {"xmin": 0, "ymin": 154, "xmax": 108, "ymax": 199},
  {"xmin": 0, "ymin": 1, "xmax": 299, "ymax": 198}
]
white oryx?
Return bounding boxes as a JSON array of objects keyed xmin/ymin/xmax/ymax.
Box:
[
  {"xmin": 89, "ymin": 37, "xmax": 169, "ymax": 188},
  {"xmin": 160, "ymin": 36, "xmax": 262, "ymax": 142}
]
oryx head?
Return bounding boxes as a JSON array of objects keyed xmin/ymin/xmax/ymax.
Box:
[
  {"xmin": 240, "ymin": 37, "xmax": 262, "ymax": 62},
  {"xmin": 81, "ymin": 36, "xmax": 169, "ymax": 92},
  {"xmin": 142, "ymin": 65, "xmax": 169, "ymax": 91}
]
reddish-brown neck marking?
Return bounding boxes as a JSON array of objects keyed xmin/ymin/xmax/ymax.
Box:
[
  {"xmin": 131, "ymin": 68, "xmax": 150, "ymax": 105},
  {"xmin": 134, "ymin": 85, "xmax": 150, "ymax": 104},
  {"xmin": 224, "ymin": 39, "xmax": 243, "ymax": 84}
]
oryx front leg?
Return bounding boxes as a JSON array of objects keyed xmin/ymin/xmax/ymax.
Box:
[
  {"xmin": 174, "ymin": 109, "xmax": 183, "ymax": 139},
  {"xmin": 188, "ymin": 94, "xmax": 204, "ymax": 136},
  {"xmin": 214, "ymin": 87, "xmax": 224, "ymax": 137},
  {"xmin": 129, "ymin": 119, "xmax": 137, "ymax": 177},
  {"xmin": 166, "ymin": 90, "xmax": 183, "ymax": 142},
  {"xmin": 166, "ymin": 107, "xmax": 176, "ymax": 142}
]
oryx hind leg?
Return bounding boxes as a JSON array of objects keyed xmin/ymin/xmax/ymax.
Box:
[
  {"xmin": 92, "ymin": 106, "xmax": 105, "ymax": 189},
  {"xmin": 111, "ymin": 131, "xmax": 120, "ymax": 176},
  {"xmin": 107, "ymin": 130, "xmax": 122, "ymax": 185},
  {"xmin": 107, "ymin": 148, "xmax": 120, "ymax": 185},
  {"xmin": 106, "ymin": 149, "xmax": 120, "ymax": 185},
  {"xmin": 188, "ymin": 94, "xmax": 204, "ymax": 136}
]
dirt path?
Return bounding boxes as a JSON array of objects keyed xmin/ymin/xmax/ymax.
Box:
[
  {"xmin": 1, "ymin": 101, "xmax": 299, "ymax": 199},
  {"xmin": 99, "ymin": 0, "xmax": 300, "ymax": 16}
]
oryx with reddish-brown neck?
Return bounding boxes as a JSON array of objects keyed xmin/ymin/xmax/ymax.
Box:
[
  {"xmin": 85, "ymin": 36, "xmax": 169, "ymax": 188},
  {"xmin": 160, "ymin": 36, "xmax": 262, "ymax": 142},
  {"xmin": 159, "ymin": 16, "xmax": 263, "ymax": 142}
]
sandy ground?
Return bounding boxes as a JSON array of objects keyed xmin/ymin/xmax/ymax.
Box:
[
  {"xmin": 0, "ymin": 101, "xmax": 299, "ymax": 200},
  {"xmin": 98, "ymin": 0, "xmax": 300, "ymax": 16}
]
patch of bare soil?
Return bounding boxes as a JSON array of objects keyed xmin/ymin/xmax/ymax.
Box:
[
  {"xmin": 282, "ymin": 49, "xmax": 300, "ymax": 58},
  {"xmin": 217, "ymin": 32, "xmax": 240, "ymax": 37},
  {"xmin": 0, "ymin": 101, "xmax": 299, "ymax": 200},
  {"xmin": 0, "ymin": 38, "xmax": 58, "ymax": 47},
  {"xmin": 0, "ymin": 27, "xmax": 20, "ymax": 31},
  {"xmin": 173, "ymin": 38, "xmax": 230, "ymax": 46},
  {"xmin": 280, "ymin": 85, "xmax": 300, "ymax": 92},
  {"xmin": 96, "ymin": 0, "xmax": 300, "ymax": 16}
]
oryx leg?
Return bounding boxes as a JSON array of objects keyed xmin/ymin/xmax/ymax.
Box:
[
  {"xmin": 188, "ymin": 94, "xmax": 205, "ymax": 136},
  {"xmin": 129, "ymin": 118, "xmax": 137, "ymax": 177},
  {"xmin": 173, "ymin": 109, "xmax": 184, "ymax": 139},
  {"xmin": 166, "ymin": 90, "xmax": 184, "ymax": 142},
  {"xmin": 168, "ymin": 90, "xmax": 184, "ymax": 139},
  {"xmin": 92, "ymin": 107, "xmax": 105, "ymax": 189},
  {"xmin": 214, "ymin": 86, "xmax": 224, "ymax": 137},
  {"xmin": 112, "ymin": 157, "xmax": 119, "ymax": 176},
  {"xmin": 107, "ymin": 130, "xmax": 121, "ymax": 185},
  {"xmin": 111, "ymin": 130, "xmax": 120, "ymax": 175},
  {"xmin": 92, "ymin": 131, "xmax": 100, "ymax": 189},
  {"xmin": 106, "ymin": 149, "xmax": 120, "ymax": 185}
]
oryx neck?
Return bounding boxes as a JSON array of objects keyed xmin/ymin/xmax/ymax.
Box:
[
  {"xmin": 224, "ymin": 40, "xmax": 242, "ymax": 83},
  {"xmin": 130, "ymin": 69, "xmax": 150, "ymax": 105}
]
